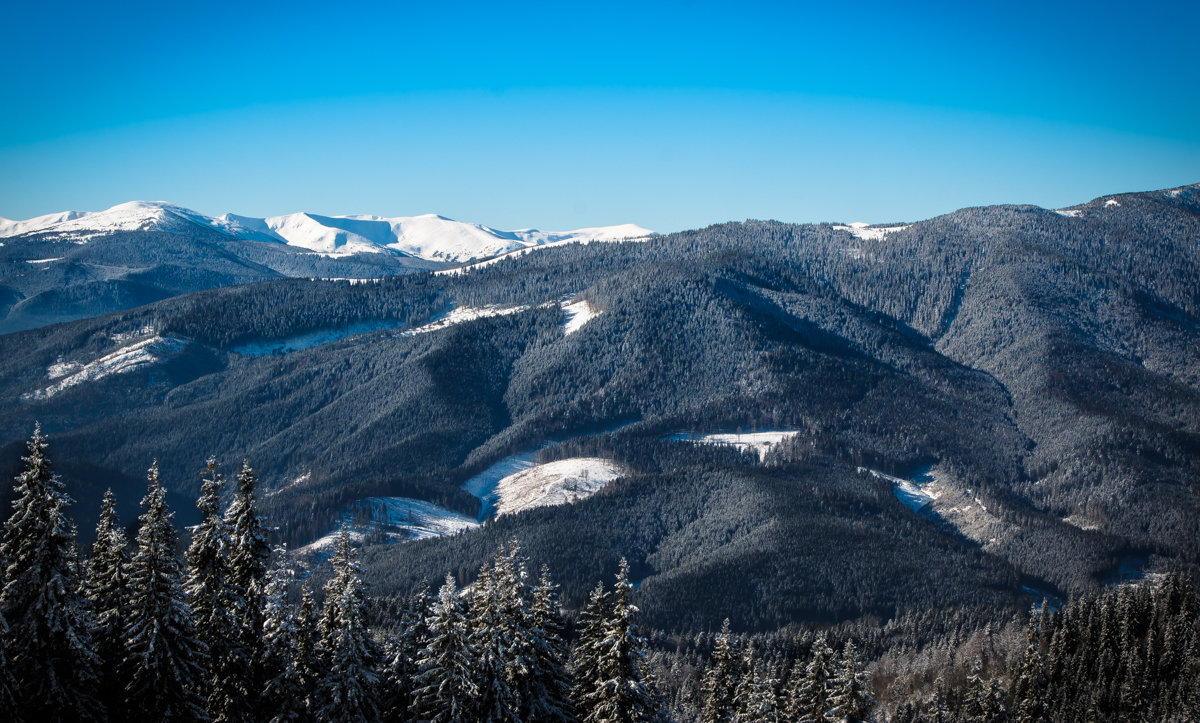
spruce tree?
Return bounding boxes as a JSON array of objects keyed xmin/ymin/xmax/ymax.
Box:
[
  {"xmin": 380, "ymin": 581, "xmax": 432, "ymax": 721},
  {"xmin": 579, "ymin": 558, "xmax": 655, "ymax": 722},
  {"xmin": 123, "ymin": 460, "xmax": 207, "ymax": 721},
  {"xmin": 84, "ymin": 488, "xmax": 131, "ymax": 719},
  {"xmin": 315, "ymin": 524, "xmax": 379, "ymax": 722},
  {"xmin": 224, "ymin": 458, "xmax": 271, "ymax": 705},
  {"xmin": 826, "ymin": 641, "xmax": 873, "ymax": 723},
  {"xmin": 571, "ymin": 580, "xmax": 612, "ymax": 719},
  {"xmin": 0, "ymin": 603, "xmax": 16, "ymax": 722},
  {"xmin": 796, "ymin": 633, "xmax": 835, "ymax": 722},
  {"xmin": 295, "ymin": 581, "xmax": 324, "ymax": 717},
  {"xmin": 701, "ymin": 618, "xmax": 739, "ymax": 723},
  {"xmin": 468, "ymin": 560, "xmax": 519, "ymax": 722},
  {"xmin": 732, "ymin": 649, "xmax": 779, "ymax": 723},
  {"xmin": 522, "ymin": 564, "xmax": 575, "ymax": 722},
  {"xmin": 260, "ymin": 546, "xmax": 307, "ymax": 723},
  {"xmin": 412, "ymin": 573, "xmax": 479, "ymax": 723},
  {"xmin": 1011, "ymin": 622, "xmax": 1048, "ymax": 723},
  {"xmin": 184, "ymin": 458, "xmax": 248, "ymax": 722},
  {"xmin": 0, "ymin": 425, "xmax": 100, "ymax": 721}
]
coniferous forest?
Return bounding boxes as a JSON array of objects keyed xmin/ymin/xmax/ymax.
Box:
[{"xmin": 3, "ymin": 427, "xmax": 1198, "ymax": 721}]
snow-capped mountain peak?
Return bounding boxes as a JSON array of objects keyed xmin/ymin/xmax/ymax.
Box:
[{"xmin": 1, "ymin": 201, "xmax": 653, "ymax": 262}]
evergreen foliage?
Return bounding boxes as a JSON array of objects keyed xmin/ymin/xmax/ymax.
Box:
[
  {"xmin": 701, "ymin": 618, "xmax": 739, "ymax": 723},
  {"xmin": 315, "ymin": 524, "xmax": 379, "ymax": 722},
  {"xmin": 83, "ymin": 487, "xmax": 131, "ymax": 717},
  {"xmin": 123, "ymin": 460, "xmax": 208, "ymax": 720},
  {"xmin": 0, "ymin": 425, "xmax": 100, "ymax": 722},
  {"xmin": 412, "ymin": 573, "xmax": 479, "ymax": 723},
  {"xmin": 578, "ymin": 558, "xmax": 656, "ymax": 722},
  {"xmin": 259, "ymin": 546, "xmax": 308, "ymax": 723},
  {"xmin": 523, "ymin": 564, "xmax": 575, "ymax": 722}
]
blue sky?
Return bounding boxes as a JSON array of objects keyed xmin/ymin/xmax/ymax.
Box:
[{"xmin": 2, "ymin": 0, "xmax": 1197, "ymax": 232}]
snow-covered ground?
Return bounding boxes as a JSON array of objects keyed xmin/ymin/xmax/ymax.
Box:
[
  {"xmin": 1055, "ymin": 208, "xmax": 1082, "ymax": 217},
  {"xmin": 860, "ymin": 467, "xmax": 938, "ymax": 512},
  {"xmin": 434, "ymin": 230, "xmax": 655, "ymax": 276},
  {"xmin": 25, "ymin": 257, "xmax": 63, "ymax": 264},
  {"xmin": 1105, "ymin": 199, "xmax": 1121, "ymax": 207},
  {"xmin": 232, "ymin": 319, "xmax": 406, "ymax": 355},
  {"xmin": 832, "ymin": 222, "xmax": 910, "ymax": 242},
  {"xmin": 663, "ymin": 429, "xmax": 800, "ymax": 461},
  {"xmin": 562, "ymin": 298, "xmax": 602, "ymax": 335},
  {"xmin": 397, "ymin": 305, "xmax": 530, "ymax": 337},
  {"xmin": 493, "ymin": 458, "xmax": 624, "ymax": 517},
  {"xmin": 297, "ymin": 496, "xmax": 478, "ymax": 557},
  {"xmin": 461, "ymin": 452, "xmax": 539, "ymax": 521},
  {"xmin": 25, "ymin": 334, "xmax": 185, "ymax": 400},
  {"xmin": 0, "ymin": 200, "xmax": 652, "ymax": 263}
]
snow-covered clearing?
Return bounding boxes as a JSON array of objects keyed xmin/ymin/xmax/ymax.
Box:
[
  {"xmin": 494, "ymin": 458, "xmax": 624, "ymax": 517},
  {"xmin": 461, "ymin": 452, "xmax": 539, "ymax": 521},
  {"xmin": 562, "ymin": 298, "xmax": 602, "ymax": 335},
  {"xmin": 1055, "ymin": 209, "xmax": 1082, "ymax": 217},
  {"xmin": 232, "ymin": 319, "xmax": 406, "ymax": 355},
  {"xmin": 1062, "ymin": 514, "xmax": 1101, "ymax": 532},
  {"xmin": 664, "ymin": 429, "xmax": 800, "ymax": 461},
  {"xmin": 25, "ymin": 257, "xmax": 63, "ymax": 264},
  {"xmin": 832, "ymin": 222, "xmax": 910, "ymax": 241},
  {"xmin": 861, "ymin": 467, "xmax": 939, "ymax": 512},
  {"xmin": 297, "ymin": 496, "xmax": 478, "ymax": 557},
  {"xmin": 397, "ymin": 305, "xmax": 530, "ymax": 337},
  {"xmin": 868, "ymin": 465, "xmax": 1012, "ymax": 550},
  {"xmin": 1105, "ymin": 199, "xmax": 1121, "ymax": 207},
  {"xmin": 26, "ymin": 334, "xmax": 185, "ymax": 400}
]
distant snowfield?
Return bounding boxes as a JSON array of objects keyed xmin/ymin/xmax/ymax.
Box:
[
  {"xmin": 1105, "ymin": 199, "xmax": 1121, "ymax": 207},
  {"xmin": 1055, "ymin": 209, "xmax": 1082, "ymax": 218},
  {"xmin": 25, "ymin": 257, "xmax": 64, "ymax": 264},
  {"xmin": 397, "ymin": 305, "xmax": 530, "ymax": 337},
  {"xmin": 435, "ymin": 230, "xmax": 655, "ymax": 276},
  {"xmin": 297, "ymin": 496, "xmax": 478, "ymax": 556},
  {"xmin": 832, "ymin": 222, "xmax": 910, "ymax": 242},
  {"xmin": 494, "ymin": 458, "xmax": 624, "ymax": 517},
  {"xmin": 562, "ymin": 299, "xmax": 602, "ymax": 335},
  {"xmin": 26, "ymin": 333, "xmax": 185, "ymax": 400},
  {"xmin": 664, "ymin": 429, "xmax": 800, "ymax": 461}
]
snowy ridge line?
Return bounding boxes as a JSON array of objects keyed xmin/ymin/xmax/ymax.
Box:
[{"xmin": 25, "ymin": 334, "xmax": 186, "ymax": 400}]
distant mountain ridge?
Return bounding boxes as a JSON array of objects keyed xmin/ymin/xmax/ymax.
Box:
[
  {"xmin": 0, "ymin": 200, "xmax": 653, "ymax": 262},
  {"xmin": 0, "ymin": 201, "xmax": 652, "ymax": 333}
]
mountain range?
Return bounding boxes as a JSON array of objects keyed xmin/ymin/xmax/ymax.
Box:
[
  {"xmin": 1, "ymin": 182, "xmax": 1197, "ymax": 635},
  {"xmin": 0, "ymin": 201, "xmax": 652, "ymax": 333}
]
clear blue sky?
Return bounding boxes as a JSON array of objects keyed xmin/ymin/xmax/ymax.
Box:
[{"xmin": 2, "ymin": 0, "xmax": 1197, "ymax": 232}]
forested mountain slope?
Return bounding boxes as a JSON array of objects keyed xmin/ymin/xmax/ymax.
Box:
[{"xmin": 1, "ymin": 183, "xmax": 1196, "ymax": 634}]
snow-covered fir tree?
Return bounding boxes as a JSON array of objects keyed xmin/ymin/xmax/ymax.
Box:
[
  {"xmin": 185, "ymin": 457, "xmax": 249, "ymax": 722},
  {"xmin": 0, "ymin": 425, "xmax": 100, "ymax": 722},
  {"xmin": 1011, "ymin": 621, "xmax": 1048, "ymax": 722},
  {"xmin": 795, "ymin": 632, "xmax": 835, "ymax": 722},
  {"xmin": 379, "ymin": 581, "xmax": 432, "ymax": 721},
  {"xmin": 123, "ymin": 460, "xmax": 207, "ymax": 721},
  {"xmin": 412, "ymin": 573, "xmax": 479, "ymax": 723},
  {"xmin": 522, "ymin": 564, "xmax": 575, "ymax": 722},
  {"xmin": 577, "ymin": 557, "xmax": 655, "ymax": 723},
  {"xmin": 224, "ymin": 458, "xmax": 272, "ymax": 707},
  {"xmin": 826, "ymin": 640, "xmax": 873, "ymax": 723},
  {"xmin": 732, "ymin": 653, "xmax": 780, "ymax": 723},
  {"xmin": 84, "ymin": 487, "xmax": 131, "ymax": 718},
  {"xmin": 0, "ymin": 578, "xmax": 17, "ymax": 721},
  {"xmin": 701, "ymin": 618, "xmax": 739, "ymax": 723},
  {"xmin": 469, "ymin": 542, "xmax": 532, "ymax": 723},
  {"xmin": 571, "ymin": 580, "xmax": 612, "ymax": 718},
  {"xmin": 315, "ymin": 524, "xmax": 379, "ymax": 722},
  {"xmin": 295, "ymin": 579, "xmax": 325, "ymax": 714},
  {"xmin": 259, "ymin": 545, "xmax": 308, "ymax": 723}
]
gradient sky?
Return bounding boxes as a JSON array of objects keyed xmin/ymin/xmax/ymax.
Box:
[{"xmin": 2, "ymin": 0, "xmax": 1197, "ymax": 232}]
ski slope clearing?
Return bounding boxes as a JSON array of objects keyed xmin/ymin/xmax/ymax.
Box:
[
  {"xmin": 297, "ymin": 496, "xmax": 478, "ymax": 557},
  {"xmin": 494, "ymin": 458, "xmax": 624, "ymax": 517},
  {"xmin": 664, "ymin": 429, "xmax": 800, "ymax": 461},
  {"xmin": 562, "ymin": 298, "xmax": 602, "ymax": 335},
  {"xmin": 25, "ymin": 334, "xmax": 185, "ymax": 400}
]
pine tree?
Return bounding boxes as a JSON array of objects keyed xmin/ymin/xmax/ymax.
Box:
[
  {"xmin": 184, "ymin": 458, "xmax": 248, "ymax": 722},
  {"xmin": 260, "ymin": 546, "xmax": 308, "ymax": 723},
  {"xmin": 315, "ymin": 524, "xmax": 379, "ymax": 722},
  {"xmin": 0, "ymin": 425, "xmax": 100, "ymax": 722},
  {"xmin": 826, "ymin": 641, "xmax": 873, "ymax": 723},
  {"xmin": 412, "ymin": 573, "xmax": 478, "ymax": 723},
  {"xmin": 123, "ymin": 460, "xmax": 207, "ymax": 721},
  {"xmin": 522, "ymin": 564, "xmax": 575, "ymax": 722},
  {"xmin": 701, "ymin": 618, "xmax": 739, "ymax": 723},
  {"xmin": 224, "ymin": 458, "xmax": 271, "ymax": 708},
  {"xmin": 84, "ymin": 488, "xmax": 131, "ymax": 719},
  {"xmin": 579, "ymin": 558, "xmax": 655, "ymax": 722}
]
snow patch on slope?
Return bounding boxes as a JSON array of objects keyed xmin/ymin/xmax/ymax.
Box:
[
  {"xmin": 298, "ymin": 496, "xmax": 478, "ymax": 556},
  {"xmin": 494, "ymin": 458, "xmax": 624, "ymax": 517},
  {"xmin": 1105, "ymin": 199, "xmax": 1121, "ymax": 207},
  {"xmin": 1055, "ymin": 209, "xmax": 1082, "ymax": 217},
  {"xmin": 25, "ymin": 334, "xmax": 185, "ymax": 400},
  {"xmin": 397, "ymin": 305, "xmax": 530, "ymax": 337},
  {"xmin": 861, "ymin": 467, "xmax": 939, "ymax": 512},
  {"xmin": 832, "ymin": 222, "xmax": 910, "ymax": 241},
  {"xmin": 664, "ymin": 429, "xmax": 800, "ymax": 461},
  {"xmin": 562, "ymin": 298, "xmax": 601, "ymax": 335}
]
